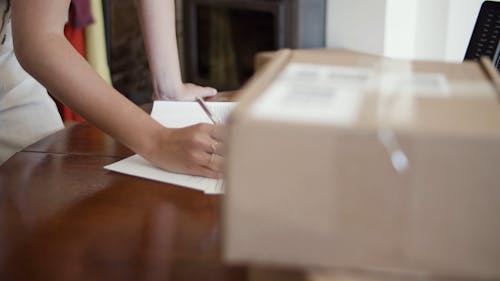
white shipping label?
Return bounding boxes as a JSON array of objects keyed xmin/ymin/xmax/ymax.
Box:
[{"xmin": 250, "ymin": 63, "xmax": 368, "ymax": 126}]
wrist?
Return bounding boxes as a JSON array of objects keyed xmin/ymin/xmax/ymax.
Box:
[
  {"xmin": 152, "ymin": 79, "xmax": 183, "ymax": 101},
  {"xmin": 138, "ymin": 121, "xmax": 172, "ymax": 161}
]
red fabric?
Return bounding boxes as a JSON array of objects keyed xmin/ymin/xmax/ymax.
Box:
[
  {"xmin": 60, "ymin": 8, "xmax": 86, "ymax": 123},
  {"xmin": 64, "ymin": 20, "xmax": 86, "ymax": 57}
]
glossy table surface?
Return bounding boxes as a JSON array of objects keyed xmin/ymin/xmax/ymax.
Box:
[{"xmin": 0, "ymin": 121, "xmax": 248, "ymax": 281}]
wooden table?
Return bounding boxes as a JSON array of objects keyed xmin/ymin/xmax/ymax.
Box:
[{"xmin": 0, "ymin": 121, "xmax": 249, "ymax": 280}]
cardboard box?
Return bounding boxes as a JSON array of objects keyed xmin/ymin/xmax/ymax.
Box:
[{"xmin": 223, "ymin": 49, "xmax": 500, "ymax": 279}]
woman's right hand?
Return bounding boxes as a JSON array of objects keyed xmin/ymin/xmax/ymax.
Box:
[{"xmin": 143, "ymin": 123, "xmax": 225, "ymax": 179}]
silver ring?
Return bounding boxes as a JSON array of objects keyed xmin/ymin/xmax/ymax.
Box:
[{"xmin": 211, "ymin": 142, "xmax": 218, "ymax": 154}]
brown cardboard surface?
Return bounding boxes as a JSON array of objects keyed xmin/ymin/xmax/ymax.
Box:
[{"xmin": 224, "ymin": 49, "xmax": 500, "ymax": 280}]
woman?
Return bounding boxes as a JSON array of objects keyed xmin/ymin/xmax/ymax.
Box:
[{"xmin": 0, "ymin": 0, "xmax": 223, "ymax": 179}]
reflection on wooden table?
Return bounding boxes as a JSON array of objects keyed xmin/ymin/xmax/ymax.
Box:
[{"xmin": 0, "ymin": 122, "xmax": 245, "ymax": 281}]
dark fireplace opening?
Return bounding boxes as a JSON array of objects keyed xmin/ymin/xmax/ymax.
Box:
[
  {"xmin": 184, "ymin": 0, "xmax": 326, "ymax": 91},
  {"xmin": 196, "ymin": 6, "xmax": 277, "ymax": 90}
]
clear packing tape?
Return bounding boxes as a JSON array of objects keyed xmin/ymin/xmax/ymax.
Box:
[
  {"xmin": 377, "ymin": 128, "xmax": 410, "ymax": 174},
  {"xmin": 371, "ymin": 59, "xmax": 414, "ymax": 175}
]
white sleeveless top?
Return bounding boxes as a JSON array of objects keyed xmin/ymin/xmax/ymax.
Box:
[{"xmin": 0, "ymin": 1, "xmax": 64, "ymax": 164}]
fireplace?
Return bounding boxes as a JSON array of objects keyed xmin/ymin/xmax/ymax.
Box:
[{"xmin": 183, "ymin": 0, "xmax": 326, "ymax": 91}]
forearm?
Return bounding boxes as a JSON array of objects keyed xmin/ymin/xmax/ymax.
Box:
[
  {"xmin": 12, "ymin": 3, "xmax": 164, "ymax": 158},
  {"xmin": 137, "ymin": 0, "xmax": 183, "ymax": 100}
]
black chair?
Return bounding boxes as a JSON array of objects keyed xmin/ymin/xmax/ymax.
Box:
[{"xmin": 464, "ymin": 1, "xmax": 500, "ymax": 71}]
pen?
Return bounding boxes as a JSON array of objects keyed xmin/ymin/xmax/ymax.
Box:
[{"xmin": 195, "ymin": 97, "xmax": 218, "ymax": 124}]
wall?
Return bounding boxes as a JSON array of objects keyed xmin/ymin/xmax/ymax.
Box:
[
  {"xmin": 326, "ymin": 0, "xmax": 494, "ymax": 62},
  {"xmin": 326, "ymin": 0, "xmax": 387, "ymax": 55},
  {"xmin": 412, "ymin": 0, "xmax": 449, "ymax": 61},
  {"xmin": 384, "ymin": 0, "xmax": 418, "ymax": 59}
]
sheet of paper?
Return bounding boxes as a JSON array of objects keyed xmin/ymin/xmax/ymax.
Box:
[{"xmin": 104, "ymin": 101, "xmax": 237, "ymax": 194}]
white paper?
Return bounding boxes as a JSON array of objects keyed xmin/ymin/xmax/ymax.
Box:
[
  {"xmin": 104, "ymin": 101, "xmax": 237, "ymax": 194},
  {"xmin": 151, "ymin": 101, "xmax": 236, "ymax": 127}
]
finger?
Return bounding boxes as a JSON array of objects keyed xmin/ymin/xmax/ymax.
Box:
[
  {"xmin": 203, "ymin": 139, "xmax": 225, "ymax": 156},
  {"xmin": 209, "ymin": 90, "xmax": 237, "ymax": 102},
  {"xmin": 210, "ymin": 124, "xmax": 226, "ymax": 142},
  {"xmin": 201, "ymin": 87, "xmax": 217, "ymax": 97},
  {"xmin": 203, "ymin": 153, "xmax": 224, "ymax": 172},
  {"xmin": 192, "ymin": 166, "xmax": 223, "ymax": 179},
  {"xmin": 195, "ymin": 124, "xmax": 224, "ymax": 155},
  {"xmin": 213, "ymin": 141, "xmax": 225, "ymax": 156}
]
